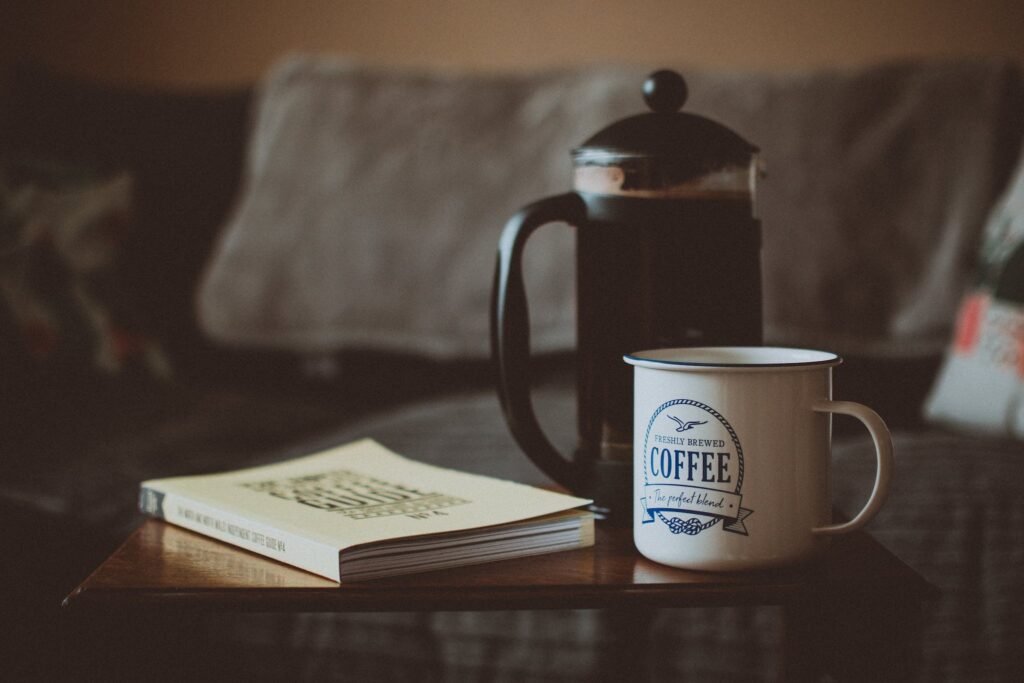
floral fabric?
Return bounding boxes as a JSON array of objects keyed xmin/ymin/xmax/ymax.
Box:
[{"xmin": 0, "ymin": 159, "xmax": 169, "ymax": 378}]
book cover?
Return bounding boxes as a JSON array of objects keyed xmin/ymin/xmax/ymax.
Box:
[{"xmin": 139, "ymin": 439, "xmax": 594, "ymax": 582}]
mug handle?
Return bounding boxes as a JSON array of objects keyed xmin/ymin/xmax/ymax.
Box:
[
  {"xmin": 491, "ymin": 192, "xmax": 587, "ymax": 490},
  {"xmin": 810, "ymin": 400, "xmax": 894, "ymax": 536}
]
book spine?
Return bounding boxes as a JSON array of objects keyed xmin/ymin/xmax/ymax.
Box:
[{"xmin": 139, "ymin": 485, "xmax": 341, "ymax": 581}]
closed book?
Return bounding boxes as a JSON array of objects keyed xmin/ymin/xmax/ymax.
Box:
[{"xmin": 139, "ymin": 439, "xmax": 594, "ymax": 582}]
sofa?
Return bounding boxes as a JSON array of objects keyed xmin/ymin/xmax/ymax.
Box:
[{"xmin": 1, "ymin": 58, "xmax": 1023, "ymax": 681}]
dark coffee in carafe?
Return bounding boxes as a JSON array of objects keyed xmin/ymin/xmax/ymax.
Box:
[{"xmin": 492, "ymin": 70, "xmax": 762, "ymax": 519}]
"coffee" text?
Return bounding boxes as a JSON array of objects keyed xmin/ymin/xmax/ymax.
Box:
[{"xmin": 649, "ymin": 448, "xmax": 731, "ymax": 483}]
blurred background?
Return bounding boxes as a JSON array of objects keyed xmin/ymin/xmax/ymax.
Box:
[{"xmin": 1, "ymin": 0, "xmax": 1022, "ymax": 87}]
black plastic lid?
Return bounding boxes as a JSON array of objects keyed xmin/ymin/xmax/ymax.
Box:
[{"xmin": 573, "ymin": 70, "xmax": 758, "ymax": 178}]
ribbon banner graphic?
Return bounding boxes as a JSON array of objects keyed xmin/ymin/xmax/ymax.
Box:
[{"xmin": 640, "ymin": 483, "xmax": 752, "ymax": 535}]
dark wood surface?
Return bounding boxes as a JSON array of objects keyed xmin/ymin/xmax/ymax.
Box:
[{"xmin": 63, "ymin": 518, "xmax": 937, "ymax": 614}]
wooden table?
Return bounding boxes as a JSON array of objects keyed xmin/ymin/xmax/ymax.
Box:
[{"xmin": 62, "ymin": 518, "xmax": 936, "ymax": 681}]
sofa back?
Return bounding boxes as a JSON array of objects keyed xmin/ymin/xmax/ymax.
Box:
[{"xmin": 2, "ymin": 60, "xmax": 1022, "ymax": 430}]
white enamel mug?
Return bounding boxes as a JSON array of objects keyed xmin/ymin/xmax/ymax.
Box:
[{"xmin": 624, "ymin": 347, "xmax": 893, "ymax": 571}]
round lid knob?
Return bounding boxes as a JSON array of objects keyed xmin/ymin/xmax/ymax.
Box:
[
  {"xmin": 642, "ymin": 70, "xmax": 688, "ymax": 113},
  {"xmin": 572, "ymin": 68, "xmax": 757, "ymax": 187}
]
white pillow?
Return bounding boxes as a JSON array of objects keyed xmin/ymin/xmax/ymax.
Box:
[{"xmin": 925, "ymin": 152, "xmax": 1024, "ymax": 438}]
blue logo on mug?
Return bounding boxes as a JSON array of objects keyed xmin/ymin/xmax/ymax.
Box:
[{"xmin": 640, "ymin": 399, "xmax": 753, "ymax": 536}]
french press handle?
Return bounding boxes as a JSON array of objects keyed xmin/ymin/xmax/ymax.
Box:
[{"xmin": 491, "ymin": 192, "xmax": 587, "ymax": 490}]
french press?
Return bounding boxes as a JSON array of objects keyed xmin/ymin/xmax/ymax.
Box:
[{"xmin": 491, "ymin": 70, "xmax": 763, "ymax": 519}]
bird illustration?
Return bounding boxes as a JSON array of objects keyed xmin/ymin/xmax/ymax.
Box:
[{"xmin": 667, "ymin": 416, "xmax": 707, "ymax": 432}]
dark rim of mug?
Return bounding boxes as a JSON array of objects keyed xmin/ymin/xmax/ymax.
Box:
[{"xmin": 623, "ymin": 347, "xmax": 842, "ymax": 369}]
